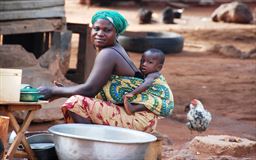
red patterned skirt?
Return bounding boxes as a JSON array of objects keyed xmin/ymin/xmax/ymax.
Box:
[{"xmin": 61, "ymin": 95, "xmax": 158, "ymax": 133}]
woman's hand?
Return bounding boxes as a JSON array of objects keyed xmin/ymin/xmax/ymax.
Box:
[
  {"xmin": 54, "ymin": 81, "xmax": 64, "ymax": 87},
  {"xmin": 38, "ymin": 81, "xmax": 64, "ymax": 101},
  {"xmin": 37, "ymin": 86, "xmax": 53, "ymax": 100}
]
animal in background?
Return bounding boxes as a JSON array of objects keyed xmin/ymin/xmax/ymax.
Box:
[
  {"xmin": 138, "ymin": 8, "xmax": 153, "ymax": 24},
  {"xmin": 185, "ymin": 99, "xmax": 212, "ymax": 133},
  {"xmin": 0, "ymin": 139, "xmax": 4, "ymax": 160}
]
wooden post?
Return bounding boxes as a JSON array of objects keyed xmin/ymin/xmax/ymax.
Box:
[
  {"xmin": 144, "ymin": 132, "xmax": 163, "ymax": 160},
  {"xmin": 0, "ymin": 116, "xmax": 10, "ymax": 151},
  {"xmin": 79, "ymin": 0, "xmax": 91, "ymax": 5},
  {"xmin": 66, "ymin": 23, "xmax": 96, "ymax": 83}
]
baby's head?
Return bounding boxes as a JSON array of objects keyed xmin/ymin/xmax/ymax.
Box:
[{"xmin": 139, "ymin": 48, "xmax": 165, "ymax": 75}]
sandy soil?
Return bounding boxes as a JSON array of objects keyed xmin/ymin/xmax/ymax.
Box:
[{"xmin": 31, "ymin": 1, "xmax": 256, "ymax": 159}]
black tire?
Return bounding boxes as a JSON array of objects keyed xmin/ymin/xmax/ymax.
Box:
[{"xmin": 118, "ymin": 32, "xmax": 184, "ymax": 54}]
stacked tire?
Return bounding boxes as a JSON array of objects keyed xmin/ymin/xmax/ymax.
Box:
[{"xmin": 118, "ymin": 32, "xmax": 184, "ymax": 54}]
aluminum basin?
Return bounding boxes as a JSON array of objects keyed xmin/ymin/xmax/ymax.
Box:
[{"xmin": 48, "ymin": 124, "xmax": 157, "ymax": 160}]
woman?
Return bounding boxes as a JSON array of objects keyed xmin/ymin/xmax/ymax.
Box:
[{"xmin": 38, "ymin": 10, "xmax": 174, "ymax": 133}]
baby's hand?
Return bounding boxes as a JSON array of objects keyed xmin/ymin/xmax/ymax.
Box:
[
  {"xmin": 123, "ymin": 93, "xmax": 133, "ymax": 115},
  {"xmin": 124, "ymin": 93, "xmax": 134, "ymax": 99}
]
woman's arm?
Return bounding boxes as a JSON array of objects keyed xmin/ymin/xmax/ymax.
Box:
[{"xmin": 38, "ymin": 49, "xmax": 116, "ymax": 99}]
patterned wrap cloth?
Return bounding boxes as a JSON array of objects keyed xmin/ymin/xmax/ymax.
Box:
[
  {"xmin": 61, "ymin": 75, "xmax": 174, "ymax": 133},
  {"xmin": 96, "ymin": 75, "xmax": 174, "ymax": 117}
]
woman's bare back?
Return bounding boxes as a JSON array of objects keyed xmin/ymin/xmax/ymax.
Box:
[{"xmin": 111, "ymin": 43, "xmax": 139, "ymax": 76}]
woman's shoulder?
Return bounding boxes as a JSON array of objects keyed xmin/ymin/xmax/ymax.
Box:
[
  {"xmin": 101, "ymin": 44, "xmax": 125, "ymax": 56},
  {"xmin": 98, "ymin": 48, "xmax": 117, "ymax": 58}
]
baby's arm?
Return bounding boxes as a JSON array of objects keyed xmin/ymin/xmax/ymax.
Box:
[
  {"xmin": 122, "ymin": 72, "xmax": 160, "ymax": 115},
  {"xmin": 130, "ymin": 72, "xmax": 160, "ymax": 95},
  {"xmin": 123, "ymin": 95, "xmax": 148, "ymax": 115}
]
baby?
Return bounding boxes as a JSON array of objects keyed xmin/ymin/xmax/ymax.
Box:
[{"xmin": 123, "ymin": 48, "xmax": 171, "ymax": 115}]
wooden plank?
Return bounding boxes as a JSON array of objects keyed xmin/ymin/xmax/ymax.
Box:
[
  {"xmin": 18, "ymin": 111, "xmax": 37, "ymax": 160},
  {"xmin": 5, "ymin": 111, "xmax": 36, "ymax": 160},
  {"xmin": 77, "ymin": 33, "xmax": 87, "ymax": 82},
  {"xmin": 14, "ymin": 150, "xmax": 28, "ymax": 158},
  {"xmin": 0, "ymin": 18, "xmax": 65, "ymax": 35},
  {"xmin": 0, "ymin": 0, "xmax": 64, "ymax": 11},
  {"xmin": 144, "ymin": 132, "xmax": 163, "ymax": 160},
  {"xmin": 0, "ymin": 6, "xmax": 65, "ymax": 21},
  {"xmin": 0, "ymin": 101, "xmax": 48, "ymax": 105},
  {"xmin": 65, "ymin": 24, "xmax": 96, "ymax": 83},
  {"xmin": 67, "ymin": 23, "xmax": 88, "ymax": 34},
  {"xmin": 84, "ymin": 27, "xmax": 96, "ymax": 81},
  {"xmin": 0, "ymin": 0, "xmax": 53, "ymax": 2},
  {"xmin": 0, "ymin": 116, "xmax": 9, "ymax": 151},
  {"xmin": 7, "ymin": 105, "xmax": 41, "ymax": 112},
  {"xmin": 5, "ymin": 112, "xmax": 25, "ymax": 160}
]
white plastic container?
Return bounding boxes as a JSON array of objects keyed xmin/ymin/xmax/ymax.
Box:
[{"xmin": 0, "ymin": 68, "xmax": 22, "ymax": 102}]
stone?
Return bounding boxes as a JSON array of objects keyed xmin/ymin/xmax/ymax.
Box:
[
  {"xmin": 18, "ymin": 65, "xmax": 74, "ymax": 122},
  {"xmin": 188, "ymin": 135, "xmax": 256, "ymax": 157},
  {"xmin": 211, "ymin": 2, "xmax": 253, "ymax": 24},
  {"xmin": 249, "ymin": 53, "xmax": 256, "ymax": 59},
  {"xmin": 39, "ymin": 30, "xmax": 72, "ymax": 76},
  {"xmin": 0, "ymin": 45, "xmax": 38, "ymax": 68},
  {"xmin": 219, "ymin": 45, "xmax": 242, "ymax": 58}
]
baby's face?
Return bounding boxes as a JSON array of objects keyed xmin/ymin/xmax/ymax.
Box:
[{"xmin": 139, "ymin": 52, "xmax": 161, "ymax": 75}]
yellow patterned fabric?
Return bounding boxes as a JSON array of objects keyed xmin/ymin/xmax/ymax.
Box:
[{"xmin": 96, "ymin": 75, "xmax": 174, "ymax": 117}]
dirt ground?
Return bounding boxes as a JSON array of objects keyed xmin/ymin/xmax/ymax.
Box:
[{"xmin": 31, "ymin": 0, "xmax": 256, "ymax": 159}]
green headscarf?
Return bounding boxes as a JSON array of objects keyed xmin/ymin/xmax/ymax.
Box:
[{"xmin": 91, "ymin": 10, "xmax": 128, "ymax": 34}]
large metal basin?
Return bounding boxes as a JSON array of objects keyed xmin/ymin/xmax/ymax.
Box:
[{"xmin": 48, "ymin": 124, "xmax": 157, "ymax": 160}]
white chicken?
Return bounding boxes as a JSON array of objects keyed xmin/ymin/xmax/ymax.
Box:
[{"xmin": 185, "ymin": 99, "xmax": 212, "ymax": 133}]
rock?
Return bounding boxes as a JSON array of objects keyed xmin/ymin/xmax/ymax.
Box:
[
  {"xmin": 218, "ymin": 45, "xmax": 242, "ymax": 58},
  {"xmin": 170, "ymin": 149, "xmax": 198, "ymax": 160},
  {"xmin": 0, "ymin": 45, "xmax": 38, "ymax": 68},
  {"xmin": 39, "ymin": 30, "xmax": 72, "ymax": 76},
  {"xmin": 206, "ymin": 44, "xmax": 222, "ymax": 53},
  {"xmin": 211, "ymin": 2, "xmax": 253, "ymax": 24},
  {"xmin": 248, "ymin": 48, "xmax": 256, "ymax": 54},
  {"xmin": 240, "ymin": 52, "xmax": 251, "ymax": 59},
  {"xmin": 21, "ymin": 65, "xmax": 74, "ymax": 87},
  {"xmin": 249, "ymin": 53, "xmax": 256, "ymax": 59},
  {"xmin": 18, "ymin": 65, "xmax": 74, "ymax": 122},
  {"xmin": 138, "ymin": 8, "xmax": 153, "ymax": 24},
  {"xmin": 189, "ymin": 135, "xmax": 256, "ymax": 157},
  {"xmin": 0, "ymin": 43, "xmax": 74, "ymax": 123},
  {"xmin": 206, "ymin": 44, "xmax": 256, "ymax": 59},
  {"xmin": 208, "ymin": 155, "xmax": 246, "ymax": 160}
]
